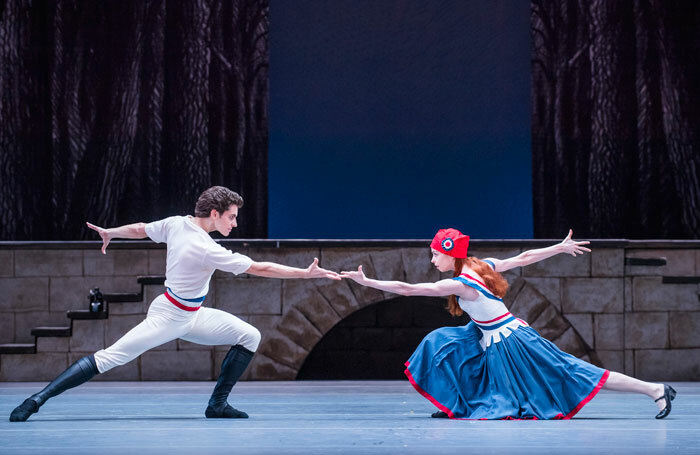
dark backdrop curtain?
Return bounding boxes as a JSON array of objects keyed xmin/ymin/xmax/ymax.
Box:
[
  {"xmin": 532, "ymin": 0, "xmax": 700, "ymax": 238},
  {"xmin": 0, "ymin": 0, "xmax": 268, "ymax": 240}
]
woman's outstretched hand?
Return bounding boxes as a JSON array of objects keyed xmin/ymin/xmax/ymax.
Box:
[
  {"xmin": 559, "ymin": 229, "xmax": 591, "ymax": 257},
  {"xmin": 340, "ymin": 265, "xmax": 368, "ymax": 284},
  {"xmin": 86, "ymin": 222, "xmax": 111, "ymax": 255},
  {"xmin": 306, "ymin": 258, "xmax": 341, "ymax": 280}
]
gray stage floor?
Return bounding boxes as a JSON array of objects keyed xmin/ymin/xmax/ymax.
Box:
[{"xmin": 1, "ymin": 381, "xmax": 698, "ymax": 454}]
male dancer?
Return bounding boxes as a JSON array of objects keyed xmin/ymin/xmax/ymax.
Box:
[{"xmin": 10, "ymin": 186, "xmax": 340, "ymax": 421}]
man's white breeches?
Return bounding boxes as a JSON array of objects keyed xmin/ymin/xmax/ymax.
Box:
[{"xmin": 93, "ymin": 294, "xmax": 261, "ymax": 374}]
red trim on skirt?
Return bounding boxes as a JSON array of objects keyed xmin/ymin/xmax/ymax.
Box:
[{"xmin": 404, "ymin": 361, "xmax": 610, "ymax": 420}]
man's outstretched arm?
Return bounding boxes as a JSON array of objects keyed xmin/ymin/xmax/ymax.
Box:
[
  {"xmin": 247, "ymin": 258, "xmax": 340, "ymax": 280},
  {"xmin": 86, "ymin": 222, "xmax": 147, "ymax": 254}
]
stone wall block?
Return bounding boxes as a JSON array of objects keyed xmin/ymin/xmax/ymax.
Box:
[
  {"xmin": 530, "ymin": 306, "xmax": 568, "ymax": 341},
  {"xmin": 669, "ymin": 312, "xmax": 700, "ymax": 348},
  {"xmin": 370, "ymin": 249, "xmax": 406, "ymax": 282},
  {"xmin": 282, "ymin": 280, "xmax": 340, "ymax": 334},
  {"xmin": 84, "ymin": 250, "xmax": 149, "ymax": 276},
  {"xmin": 151, "ymin": 339, "xmax": 179, "ymax": 351},
  {"xmin": 50, "ymin": 276, "xmax": 138, "ymax": 313},
  {"xmin": 141, "ymin": 350, "xmax": 213, "ymax": 380},
  {"xmin": 322, "ymin": 248, "xmax": 378, "ymax": 273},
  {"xmin": 635, "ymin": 349, "xmax": 700, "ymax": 381},
  {"xmin": 0, "ymin": 250, "xmax": 13, "ymax": 276},
  {"xmin": 213, "ymin": 350, "xmax": 226, "ymax": 377},
  {"xmin": 625, "ymin": 312, "xmax": 668, "ymax": 349},
  {"xmin": 625, "ymin": 249, "xmax": 696, "ymax": 276},
  {"xmin": 108, "ymin": 301, "xmax": 146, "ymax": 315},
  {"xmin": 523, "ymin": 253, "xmax": 590, "ymax": 277},
  {"xmin": 247, "ymin": 315, "xmax": 283, "ymax": 334},
  {"xmin": 551, "ymin": 327, "xmax": 588, "ymax": 358},
  {"xmin": 0, "ymin": 313, "xmax": 15, "ymax": 343},
  {"xmin": 596, "ymin": 350, "xmax": 624, "ymax": 372},
  {"xmin": 258, "ymin": 329, "xmax": 309, "ymax": 370},
  {"xmin": 592, "ymin": 248, "xmax": 624, "ymax": 277},
  {"xmin": 624, "ymin": 350, "xmax": 635, "ymax": 376},
  {"xmin": 502, "ymin": 278, "xmax": 526, "ymax": 308},
  {"xmin": 37, "ymin": 336, "xmax": 70, "ymax": 353},
  {"xmin": 246, "ymin": 247, "xmax": 321, "ymax": 269},
  {"xmin": 147, "ymin": 249, "xmax": 167, "ymax": 275},
  {"xmin": 563, "ymin": 313, "xmax": 593, "ymax": 348},
  {"xmin": 69, "ymin": 320, "xmax": 105, "ymax": 352},
  {"xmin": 14, "ymin": 311, "xmax": 66, "ymax": 343},
  {"xmin": 215, "ymin": 277, "xmax": 281, "ymax": 315},
  {"xmin": 0, "ymin": 277, "xmax": 49, "ymax": 312},
  {"xmin": 203, "ymin": 279, "xmax": 216, "ymax": 308},
  {"xmin": 177, "ymin": 339, "xmax": 216, "ymax": 351},
  {"xmin": 248, "ymin": 352, "xmax": 298, "ymax": 380},
  {"xmin": 15, "ymin": 250, "xmax": 82, "ymax": 277},
  {"xmin": 562, "ymin": 278, "xmax": 623, "ymax": 313},
  {"xmin": 508, "ymin": 282, "xmax": 549, "ymax": 322},
  {"xmin": 400, "ymin": 248, "xmax": 440, "ymax": 283},
  {"xmin": 315, "ymin": 280, "xmax": 366, "ymax": 320},
  {"xmin": 624, "ymin": 277, "xmax": 633, "ymax": 312},
  {"xmin": 525, "ymin": 278, "xmax": 562, "ymax": 311},
  {"xmin": 593, "ymin": 314, "xmax": 624, "ymax": 349},
  {"xmin": 632, "ymin": 277, "xmax": 698, "ymax": 311},
  {"xmin": 277, "ymin": 307, "xmax": 323, "ymax": 352},
  {"xmin": 0, "ymin": 353, "xmax": 69, "ymax": 381},
  {"xmin": 469, "ymin": 247, "xmax": 522, "ymax": 263}
]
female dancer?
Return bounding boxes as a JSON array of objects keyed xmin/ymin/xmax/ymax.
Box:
[
  {"xmin": 341, "ymin": 228, "xmax": 676, "ymax": 420},
  {"xmin": 10, "ymin": 186, "xmax": 340, "ymax": 422}
]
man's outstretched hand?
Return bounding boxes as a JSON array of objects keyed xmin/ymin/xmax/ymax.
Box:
[
  {"xmin": 306, "ymin": 258, "xmax": 341, "ymax": 280},
  {"xmin": 86, "ymin": 222, "xmax": 111, "ymax": 254}
]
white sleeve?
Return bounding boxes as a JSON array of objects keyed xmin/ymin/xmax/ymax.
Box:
[
  {"xmin": 204, "ymin": 243, "xmax": 253, "ymax": 275},
  {"xmin": 145, "ymin": 216, "xmax": 177, "ymax": 244}
]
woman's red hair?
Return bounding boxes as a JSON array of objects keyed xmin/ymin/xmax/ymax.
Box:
[{"xmin": 447, "ymin": 257, "xmax": 509, "ymax": 317}]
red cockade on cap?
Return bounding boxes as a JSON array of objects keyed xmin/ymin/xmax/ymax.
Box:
[{"xmin": 430, "ymin": 228, "xmax": 470, "ymax": 258}]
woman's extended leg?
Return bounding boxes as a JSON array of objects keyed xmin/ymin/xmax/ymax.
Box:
[{"xmin": 602, "ymin": 371, "xmax": 675, "ymax": 418}]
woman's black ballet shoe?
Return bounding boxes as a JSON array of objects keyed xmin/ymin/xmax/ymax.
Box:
[
  {"xmin": 431, "ymin": 411, "xmax": 449, "ymax": 418},
  {"xmin": 205, "ymin": 403, "xmax": 249, "ymax": 419},
  {"xmin": 9, "ymin": 398, "xmax": 39, "ymax": 422},
  {"xmin": 654, "ymin": 384, "xmax": 677, "ymax": 419}
]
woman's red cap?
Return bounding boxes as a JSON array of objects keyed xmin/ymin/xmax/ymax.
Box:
[{"xmin": 430, "ymin": 228, "xmax": 469, "ymax": 258}]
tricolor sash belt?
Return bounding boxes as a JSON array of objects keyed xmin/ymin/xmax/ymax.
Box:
[{"xmin": 164, "ymin": 288, "xmax": 204, "ymax": 312}]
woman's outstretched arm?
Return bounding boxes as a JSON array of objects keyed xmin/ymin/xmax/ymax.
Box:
[
  {"xmin": 484, "ymin": 229, "xmax": 590, "ymax": 273},
  {"xmin": 341, "ymin": 266, "xmax": 476, "ymax": 299}
]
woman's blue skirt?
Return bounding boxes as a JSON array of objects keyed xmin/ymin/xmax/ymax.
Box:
[{"xmin": 404, "ymin": 322, "xmax": 609, "ymax": 419}]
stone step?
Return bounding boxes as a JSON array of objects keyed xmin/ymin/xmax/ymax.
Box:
[
  {"xmin": 625, "ymin": 257, "xmax": 667, "ymax": 266},
  {"xmin": 67, "ymin": 310, "xmax": 108, "ymax": 320},
  {"xmin": 0, "ymin": 343, "xmax": 36, "ymax": 354},
  {"xmin": 103, "ymin": 292, "xmax": 142, "ymax": 303},
  {"xmin": 31, "ymin": 326, "xmax": 72, "ymax": 337},
  {"xmin": 662, "ymin": 276, "xmax": 700, "ymax": 284},
  {"xmin": 137, "ymin": 275, "xmax": 166, "ymax": 286}
]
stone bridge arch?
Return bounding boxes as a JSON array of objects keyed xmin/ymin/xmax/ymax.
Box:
[{"xmin": 246, "ymin": 246, "xmax": 598, "ymax": 380}]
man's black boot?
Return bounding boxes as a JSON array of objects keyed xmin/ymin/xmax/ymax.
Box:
[
  {"xmin": 9, "ymin": 355, "xmax": 99, "ymax": 422},
  {"xmin": 205, "ymin": 345, "xmax": 254, "ymax": 419}
]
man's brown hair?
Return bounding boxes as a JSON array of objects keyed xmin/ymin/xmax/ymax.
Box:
[{"xmin": 194, "ymin": 186, "xmax": 244, "ymax": 217}]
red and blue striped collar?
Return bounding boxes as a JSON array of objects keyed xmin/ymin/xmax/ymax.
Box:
[{"xmin": 453, "ymin": 273, "xmax": 502, "ymax": 301}]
